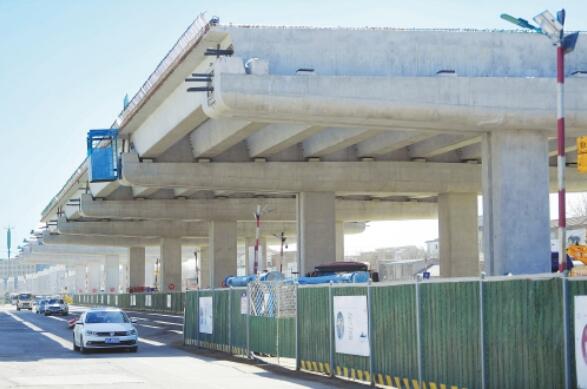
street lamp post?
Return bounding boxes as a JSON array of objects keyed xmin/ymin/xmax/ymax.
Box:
[{"xmin": 501, "ymin": 9, "xmax": 579, "ymax": 274}]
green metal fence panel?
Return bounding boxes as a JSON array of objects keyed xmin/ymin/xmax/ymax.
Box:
[
  {"xmin": 135, "ymin": 293, "xmax": 145, "ymax": 310},
  {"xmin": 568, "ymin": 278, "xmax": 587, "ymax": 388},
  {"xmin": 371, "ymin": 283, "xmax": 418, "ymax": 386},
  {"xmin": 197, "ymin": 289, "xmax": 230, "ymax": 351},
  {"xmin": 250, "ymin": 316, "xmax": 278, "ymax": 355},
  {"xmin": 420, "ymin": 280, "xmax": 481, "ymax": 389},
  {"xmin": 230, "ymin": 288, "xmax": 248, "ymax": 353},
  {"xmin": 298, "ymin": 286, "xmax": 331, "ymax": 372},
  {"xmin": 278, "ymin": 318, "xmax": 296, "ymax": 358},
  {"xmin": 332, "ymin": 285, "xmax": 370, "ymax": 382},
  {"xmin": 184, "ymin": 291, "xmax": 198, "ymax": 346},
  {"xmin": 484, "ymin": 277, "xmax": 564, "ymax": 389}
]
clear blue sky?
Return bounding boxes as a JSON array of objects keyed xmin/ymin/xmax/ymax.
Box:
[{"xmin": 0, "ymin": 0, "xmax": 586, "ymax": 256}]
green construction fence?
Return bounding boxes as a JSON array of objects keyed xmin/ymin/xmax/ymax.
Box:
[{"xmin": 181, "ymin": 276, "xmax": 587, "ymax": 389}]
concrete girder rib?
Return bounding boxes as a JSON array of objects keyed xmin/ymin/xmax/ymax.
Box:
[
  {"xmin": 547, "ymin": 137, "xmax": 577, "ymax": 157},
  {"xmin": 90, "ymin": 181, "xmax": 120, "ymax": 198},
  {"xmin": 121, "ymin": 152, "xmax": 481, "ymax": 194},
  {"xmin": 409, "ymin": 134, "xmax": 481, "ymax": 159},
  {"xmin": 132, "ymin": 186, "xmax": 160, "ymax": 198},
  {"xmin": 457, "ymin": 143, "xmax": 482, "ymax": 161},
  {"xmin": 42, "ymin": 233, "xmax": 206, "ymax": 248},
  {"xmin": 303, "ymin": 128, "xmax": 379, "ymax": 157},
  {"xmin": 78, "ymin": 193, "xmax": 437, "ymax": 221},
  {"xmin": 357, "ymin": 131, "xmax": 433, "ymax": 157},
  {"xmin": 58, "ymin": 217, "xmax": 207, "ymax": 238},
  {"xmin": 247, "ymin": 124, "xmax": 321, "ymax": 157},
  {"xmin": 57, "ymin": 217, "xmax": 366, "ymax": 239},
  {"xmin": 205, "ymin": 74, "xmax": 587, "ymax": 133},
  {"xmin": 190, "ymin": 119, "xmax": 266, "ymax": 158},
  {"xmin": 24, "ymin": 244, "xmax": 126, "ymax": 257}
]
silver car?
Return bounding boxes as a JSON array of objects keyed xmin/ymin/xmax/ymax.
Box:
[
  {"xmin": 44, "ymin": 298, "xmax": 69, "ymax": 316},
  {"xmin": 73, "ymin": 308, "xmax": 138, "ymax": 353}
]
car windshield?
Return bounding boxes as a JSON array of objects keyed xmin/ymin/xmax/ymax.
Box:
[
  {"xmin": 85, "ymin": 311, "xmax": 129, "ymax": 324},
  {"xmin": 48, "ymin": 299, "xmax": 63, "ymax": 304},
  {"xmin": 18, "ymin": 294, "xmax": 32, "ymax": 300}
]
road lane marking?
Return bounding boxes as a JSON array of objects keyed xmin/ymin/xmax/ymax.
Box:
[
  {"xmin": 138, "ymin": 323, "xmax": 162, "ymax": 329},
  {"xmin": 4, "ymin": 311, "xmax": 73, "ymax": 349},
  {"xmin": 137, "ymin": 338, "xmax": 166, "ymax": 347},
  {"xmin": 48, "ymin": 316, "xmax": 68, "ymax": 322},
  {"xmin": 168, "ymin": 329, "xmax": 183, "ymax": 335},
  {"xmin": 153, "ymin": 320, "xmax": 183, "ymax": 326}
]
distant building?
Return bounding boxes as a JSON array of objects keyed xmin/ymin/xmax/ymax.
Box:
[{"xmin": 0, "ymin": 259, "xmax": 36, "ymax": 280}]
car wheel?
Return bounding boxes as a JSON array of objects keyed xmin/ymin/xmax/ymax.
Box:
[
  {"xmin": 79, "ymin": 337, "xmax": 87, "ymax": 354},
  {"xmin": 73, "ymin": 334, "xmax": 80, "ymax": 351}
]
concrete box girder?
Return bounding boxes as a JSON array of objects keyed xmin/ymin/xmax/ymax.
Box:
[
  {"xmin": 57, "ymin": 217, "xmax": 366, "ymax": 239},
  {"xmin": 205, "ymin": 74, "xmax": 587, "ymax": 133},
  {"xmin": 76, "ymin": 193, "xmax": 437, "ymax": 221}
]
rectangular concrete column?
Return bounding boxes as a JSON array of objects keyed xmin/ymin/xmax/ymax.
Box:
[
  {"xmin": 482, "ymin": 130, "xmax": 551, "ymax": 275},
  {"xmin": 244, "ymin": 237, "xmax": 255, "ymax": 275},
  {"xmin": 297, "ymin": 192, "xmax": 336, "ymax": 275},
  {"xmin": 260, "ymin": 237, "xmax": 268, "ymax": 271},
  {"xmin": 75, "ymin": 265, "xmax": 86, "ymax": 294},
  {"xmin": 209, "ymin": 221, "xmax": 237, "ymax": 288},
  {"xmin": 199, "ymin": 247, "xmax": 211, "ymax": 289},
  {"xmin": 120, "ymin": 261, "xmax": 128, "ymax": 292},
  {"xmin": 438, "ymin": 193, "xmax": 479, "ymax": 277},
  {"xmin": 129, "ymin": 247, "xmax": 146, "ymax": 289},
  {"xmin": 87, "ymin": 263, "xmax": 101, "ymax": 293},
  {"xmin": 335, "ymin": 221, "xmax": 344, "ymax": 261},
  {"xmin": 104, "ymin": 255, "xmax": 120, "ymax": 293},
  {"xmin": 160, "ymin": 238, "xmax": 182, "ymax": 292},
  {"xmin": 146, "ymin": 257, "xmax": 156, "ymax": 288}
]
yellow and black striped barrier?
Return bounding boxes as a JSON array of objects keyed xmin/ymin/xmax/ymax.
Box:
[{"xmin": 300, "ymin": 360, "xmax": 467, "ymax": 389}]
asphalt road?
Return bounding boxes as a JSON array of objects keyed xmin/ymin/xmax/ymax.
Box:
[{"xmin": 0, "ymin": 304, "xmax": 360, "ymax": 389}]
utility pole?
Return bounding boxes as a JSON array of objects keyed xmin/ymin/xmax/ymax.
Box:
[{"xmin": 500, "ymin": 9, "xmax": 579, "ymax": 273}]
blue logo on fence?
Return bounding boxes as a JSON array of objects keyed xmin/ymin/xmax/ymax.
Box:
[{"xmin": 336, "ymin": 312, "xmax": 344, "ymax": 339}]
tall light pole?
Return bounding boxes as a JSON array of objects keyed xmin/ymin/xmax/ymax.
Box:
[{"xmin": 501, "ymin": 10, "xmax": 579, "ymax": 273}]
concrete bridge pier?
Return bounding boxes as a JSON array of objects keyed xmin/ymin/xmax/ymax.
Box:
[
  {"xmin": 129, "ymin": 247, "xmax": 146, "ymax": 290},
  {"xmin": 199, "ymin": 246, "xmax": 210, "ymax": 289},
  {"xmin": 297, "ymin": 192, "xmax": 336, "ymax": 275},
  {"xmin": 74, "ymin": 265, "xmax": 85, "ymax": 293},
  {"xmin": 120, "ymin": 261, "xmax": 128, "ymax": 293},
  {"xmin": 482, "ymin": 130, "xmax": 551, "ymax": 275},
  {"xmin": 208, "ymin": 221, "xmax": 237, "ymax": 287},
  {"xmin": 104, "ymin": 255, "xmax": 119, "ymax": 293},
  {"xmin": 146, "ymin": 257, "xmax": 156, "ymax": 289},
  {"xmin": 438, "ymin": 193, "xmax": 479, "ymax": 277},
  {"xmin": 244, "ymin": 237, "xmax": 255, "ymax": 275},
  {"xmin": 87, "ymin": 263, "xmax": 101, "ymax": 293},
  {"xmin": 160, "ymin": 238, "xmax": 182, "ymax": 292},
  {"xmin": 335, "ymin": 221, "xmax": 345, "ymax": 261}
]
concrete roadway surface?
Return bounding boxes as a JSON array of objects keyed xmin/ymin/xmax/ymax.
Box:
[{"xmin": 0, "ymin": 304, "xmax": 363, "ymax": 389}]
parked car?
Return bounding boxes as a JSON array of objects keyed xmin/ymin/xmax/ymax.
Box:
[
  {"xmin": 44, "ymin": 298, "xmax": 69, "ymax": 316},
  {"xmin": 73, "ymin": 308, "xmax": 138, "ymax": 353},
  {"xmin": 16, "ymin": 293, "xmax": 33, "ymax": 311}
]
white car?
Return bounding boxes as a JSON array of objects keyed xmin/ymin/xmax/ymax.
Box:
[{"xmin": 73, "ymin": 308, "xmax": 138, "ymax": 353}]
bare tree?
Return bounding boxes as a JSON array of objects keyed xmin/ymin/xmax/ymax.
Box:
[{"xmin": 569, "ymin": 194, "xmax": 587, "ymax": 217}]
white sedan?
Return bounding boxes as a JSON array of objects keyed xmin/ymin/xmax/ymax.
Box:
[{"xmin": 73, "ymin": 308, "xmax": 139, "ymax": 353}]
